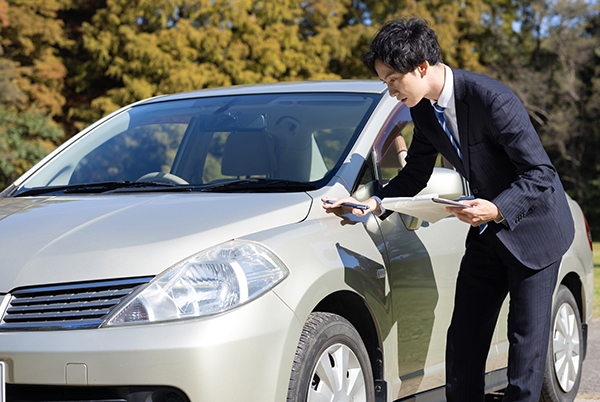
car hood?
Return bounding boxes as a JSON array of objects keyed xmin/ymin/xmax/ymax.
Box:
[{"xmin": 0, "ymin": 192, "xmax": 312, "ymax": 292}]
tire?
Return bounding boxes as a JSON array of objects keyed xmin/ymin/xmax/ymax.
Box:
[
  {"xmin": 540, "ymin": 285, "xmax": 583, "ymax": 402},
  {"xmin": 287, "ymin": 312, "xmax": 375, "ymax": 402}
]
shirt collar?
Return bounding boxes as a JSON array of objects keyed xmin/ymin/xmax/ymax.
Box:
[{"xmin": 430, "ymin": 65, "xmax": 454, "ymax": 109}]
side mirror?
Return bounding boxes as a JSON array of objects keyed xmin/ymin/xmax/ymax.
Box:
[
  {"xmin": 352, "ymin": 180, "xmax": 378, "ymax": 201},
  {"xmin": 416, "ymin": 168, "xmax": 464, "ymax": 200},
  {"xmin": 380, "ymin": 168, "xmax": 465, "ymax": 230}
]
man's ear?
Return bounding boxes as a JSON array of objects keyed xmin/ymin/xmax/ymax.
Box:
[{"xmin": 417, "ymin": 61, "xmax": 430, "ymax": 78}]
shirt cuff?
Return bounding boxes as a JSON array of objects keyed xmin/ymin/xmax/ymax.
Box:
[
  {"xmin": 371, "ymin": 196, "xmax": 385, "ymax": 215},
  {"xmin": 494, "ymin": 212, "xmax": 505, "ymax": 224},
  {"xmin": 494, "ymin": 211, "xmax": 508, "ymax": 228}
]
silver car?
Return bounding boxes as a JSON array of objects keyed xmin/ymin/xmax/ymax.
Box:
[{"xmin": 0, "ymin": 81, "xmax": 593, "ymax": 402}]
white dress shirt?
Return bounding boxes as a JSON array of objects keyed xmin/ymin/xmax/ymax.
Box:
[{"xmin": 430, "ymin": 65, "xmax": 460, "ymax": 146}]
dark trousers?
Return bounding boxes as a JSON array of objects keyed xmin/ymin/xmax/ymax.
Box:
[{"xmin": 445, "ymin": 228, "xmax": 560, "ymax": 402}]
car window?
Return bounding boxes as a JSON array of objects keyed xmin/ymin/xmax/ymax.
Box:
[
  {"xmin": 373, "ymin": 103, "xmax": 412, "ymax": 183},
  {"xmin": 374, "ymin": 103, "xmax": 452, "ymax": 184},
  {"xmin": 70, "ymin": 123, "xmax": 186, "ymax": 184},
  {"xmin": 18, "ymin": 93, "xmax": 380, "ymax": 193},
  {"xmin": 351, "ymin": 152, "xmax": 379, "ymax": 201}
]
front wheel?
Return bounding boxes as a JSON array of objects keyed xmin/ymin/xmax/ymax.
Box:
[
  {"xmin": 287, "ymin": 312, "xmax": 375, "ymax": 402},
  {"xmin": 540, "ymin": 285, "xmax": 583, "ymax": 402}
]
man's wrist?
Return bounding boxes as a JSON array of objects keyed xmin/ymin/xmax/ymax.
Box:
[{"xmin": 371, "ymin": 196, "xmax": 385, "ymax": 215}]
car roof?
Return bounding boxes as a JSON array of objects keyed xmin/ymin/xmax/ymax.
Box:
[{"xmin": 141, "ymin": 80, "xmax": 388, "ymax": 104}]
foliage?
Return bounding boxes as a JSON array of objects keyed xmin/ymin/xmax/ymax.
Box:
[
  {"xmin": 478, "ymin": 0, "xmax": 600, "ymax": 236},
  {"xmin": 0, "ymin": 105, "xmax": 64, "ymax": 188},
  {"xmin": 65, "ymin": 0, "xmax": 377, "ymax": 128},
  {"xmin": 0, "ymin": 0, "xmax": 72, "ymax": 115},
  {"xmin": 0, "ymin": 0, "xmax": 69, "ymax": 189},
  {"xmin": 363, "ymin": 0, "xmax": 490, "ymax": 73}
]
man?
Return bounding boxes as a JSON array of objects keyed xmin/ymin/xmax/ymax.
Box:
[{"xmin": 323, "ymin": 17, "xmax": 575, "ymax": 402}]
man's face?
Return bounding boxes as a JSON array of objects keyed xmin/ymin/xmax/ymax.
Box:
[{"xmin": 375, "ymin": 59, "xmax": 426, "ymax": 108}]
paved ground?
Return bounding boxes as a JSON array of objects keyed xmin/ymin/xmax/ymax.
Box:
[{"xmin": 575, "ymin": 319, "xmax": 600, "ymax": 401}]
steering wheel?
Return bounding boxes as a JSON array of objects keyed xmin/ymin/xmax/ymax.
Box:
[{"xmin": 136, "ymin": 172, "xmax": 189, "ymax": 185}]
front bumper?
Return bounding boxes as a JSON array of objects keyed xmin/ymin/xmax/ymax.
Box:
[
  {"xmin": 7, "ymin": 384, "xmax": 185, "ymax": 402},
  {"xmin": 0, "ymin": 291, "xmax": 301, "ymax": 402}
]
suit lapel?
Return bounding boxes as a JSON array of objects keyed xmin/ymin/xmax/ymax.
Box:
[
  {"xmin": 417, "ymin": 102, "xmax": 465, "ymax": 176},
  {"xmin": 453, "ymin": 69, "xmax": 471, "ymax": 181}
]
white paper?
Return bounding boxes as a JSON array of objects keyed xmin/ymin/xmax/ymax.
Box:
[{"xmin": 380, "ymin": 194, "xmax": 470, "ymax": 223}]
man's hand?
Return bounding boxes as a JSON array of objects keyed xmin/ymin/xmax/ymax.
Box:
[
  {"xmin": 322, "ymin": 196, "xmax": 380, "ymax": 217},
  {"xmin": 445, "ymin": 198, "xmax": 501, "ymax": 227}
]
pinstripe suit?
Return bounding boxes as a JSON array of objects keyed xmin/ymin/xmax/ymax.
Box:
[{"xmin": 375, "ymin": 69, "xmax": 575, "ymax": 401}]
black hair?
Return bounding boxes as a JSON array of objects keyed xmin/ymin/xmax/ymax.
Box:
[{"xmin": 361, "ymin": 17, "xmax": 443, "ymax": 76}]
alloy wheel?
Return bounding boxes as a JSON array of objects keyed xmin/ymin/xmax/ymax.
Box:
[
  {"xmin": 309, "ymin": 343, "xmax": 367, "ymax": 402},
  {"xmin": 552, "ymin": 302, "xmax": 581, "ymax": 393}
]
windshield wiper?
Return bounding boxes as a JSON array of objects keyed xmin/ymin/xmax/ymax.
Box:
[
  {"xmin": 199, "ymin": 178, "xmax": 316, "ymax": 193},
  {"xmin": 14, "ymin": 181, "xmax": 178, "ymax": 197},
  {"xmin": 15, "ymin": 179, "xmax": 316, "ymax": 197}
]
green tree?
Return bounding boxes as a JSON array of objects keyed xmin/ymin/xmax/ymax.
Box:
[
  {"xmin": 65, "ymin": 0, "xmax": 375, "ymax": 127},
  {"xmin": 0, "ymin": 105, "xmax": 64, "ymax": 188},
  {"xmin": 479, "ymin": 0, "xmax": 600, "ymax": 235},
  {"xmin": 0, "ymin": 0, "xmax": 68, "ymax": 189},
  {"xmin": 0, "ymin": 0, "xmax": 73, "ymax": 115},
  {"xmin": 357, "ymin": 0, "xmax": 490, "ymax": 73}
]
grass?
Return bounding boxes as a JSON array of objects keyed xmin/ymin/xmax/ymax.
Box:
[{"xmin": 593, "ymin": 242, "xmax": 600, "ymax": 320}]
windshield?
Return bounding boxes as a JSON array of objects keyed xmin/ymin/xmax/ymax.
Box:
[{"xmin": 16, "ymin": 92, "xmax": 378, "ymax": 194}]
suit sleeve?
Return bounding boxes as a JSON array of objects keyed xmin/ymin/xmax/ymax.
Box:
[
  {"xmin": 375, "ymin": 122, "xmax": 439, "ymax": 200},
  {"xmin": 488, "ymin": 92, "xmax": 558, "ymax": 230}
]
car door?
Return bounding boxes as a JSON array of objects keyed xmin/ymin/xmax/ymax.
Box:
[
  {"xmin": 354, "ymin": 156, "xmax": 468, "ymax": 399},
  {"xmin": 353, "ymin": 103, "xmax": 470, "ymax": 399},
  {"xmin": 352, "ymin": 102, "xmax": 513, "ymax": 399}
]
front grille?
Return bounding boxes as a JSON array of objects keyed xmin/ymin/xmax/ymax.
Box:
[
  {"xmin": 6, "ymin": 384, "xmax": 189, "ymax": 402},
  {"xmin": 0, "ymin": 277, "xmax": 153, "ymax": 331}
]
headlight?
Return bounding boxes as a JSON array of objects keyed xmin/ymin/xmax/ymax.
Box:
[{"xmin": 104, "ymin": 240, "xmax": 289, "ymax": 326}]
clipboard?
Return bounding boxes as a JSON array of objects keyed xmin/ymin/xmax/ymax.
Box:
[
  {"xmin": 380, "ymin": 194, "xmax": 471, "ymax": 223},
  {"xmin": 432, "ymin": 197, "xmax": 473, "ymax": 208}
]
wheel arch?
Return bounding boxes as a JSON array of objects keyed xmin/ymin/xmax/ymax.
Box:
[
  {"xmin": 559, "ymin": 272, "xmax": 584, "ymax": 322},
  {"xmin": 313, "ymin": 290, "xmax": 384, "ymax": 381}
]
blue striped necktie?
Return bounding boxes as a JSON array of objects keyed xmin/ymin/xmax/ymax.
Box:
[
  {"xmin": 433, "ymin": 104, "xmax": 487, "ymax": 232},
  {"xmin": 432, "ymin": 103, "xmax": 462, "ymax": 160}
]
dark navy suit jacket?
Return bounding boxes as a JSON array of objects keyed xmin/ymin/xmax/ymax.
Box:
[{"xmin": 376, "ymin": 68, "xmax": 575, "ymax": 269}]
